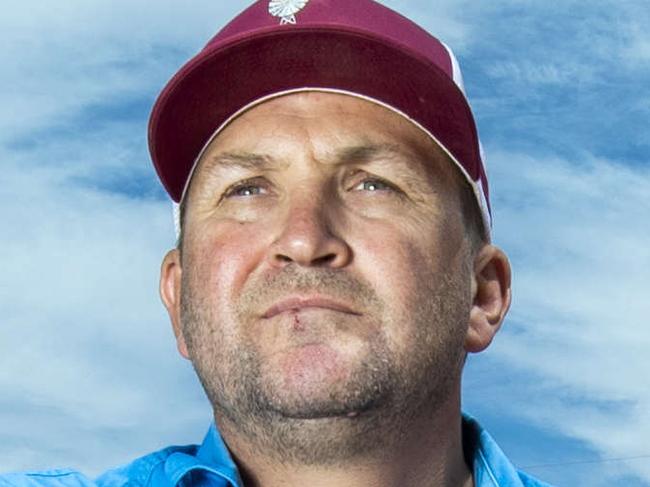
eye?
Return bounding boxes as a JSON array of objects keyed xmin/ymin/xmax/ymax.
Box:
[
  {"xmin": 223, "ymin": 178, "xmax": 269, "ymax": 199},
  {"xmin": 230, "ymin": 185, "xmax": 262, "ymax": 197},
  {"xmin": 358, "ymin": 179, "xmax": 389, "ymax": 192},
  {"xmin": 352, "ymin": 177, "xmax": 397, "ymax": 193}
]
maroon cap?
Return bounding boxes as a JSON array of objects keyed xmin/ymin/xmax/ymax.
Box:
[{"xmin": 149, "ymin": 0, "xmax": 491, "ymax": 236}]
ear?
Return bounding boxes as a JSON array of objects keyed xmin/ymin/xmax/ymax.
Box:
[
  {"xmin": 160, "ymin": 249, "xmax": 190, "ymax": 359},
  {"xmin": 465, "ymin": 245, "xmax": 512, "ymax": 353}
]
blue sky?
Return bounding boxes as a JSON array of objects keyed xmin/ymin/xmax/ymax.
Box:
[{"xmin": 1, "ymin": 1, "xmax": 649, "ymax": 485}]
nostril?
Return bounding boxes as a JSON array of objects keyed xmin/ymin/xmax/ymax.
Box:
[
  {"xmin": 268, "ymin": 225, "xmax": 352, "ymax": 269},
  {"xmin": 312, "ymin": 253, "xmax": 337, "ymax": 266},
  {"xmin": 276, "ymin": 254, "xmax": 293, "ymax": 263}
]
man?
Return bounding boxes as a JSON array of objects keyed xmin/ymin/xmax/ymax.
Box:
[{"xmin": 1, "ymin": 1, "xmax": 554, "ymax": 486}]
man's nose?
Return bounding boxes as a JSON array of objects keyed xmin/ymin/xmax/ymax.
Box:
[{"xmin": 267, "ymin": 194, "xmax": 352, "ymax": 269}]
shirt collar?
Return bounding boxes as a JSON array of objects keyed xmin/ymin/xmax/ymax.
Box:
[
  {"xmin": 157, "ymin": 415, "xmax": 523, "ymax": 487},
  {"xmin": 463, "ymin": 413, "xmax": 527, "ymax": 487},
  {"xmin": 155, "ymin": 423, "xmax": 243, "ymax": 487}
]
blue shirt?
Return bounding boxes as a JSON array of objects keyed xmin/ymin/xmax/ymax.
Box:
[{"xmin": 0, "ymin": 415, "xmax": 553, "ymax": 486}]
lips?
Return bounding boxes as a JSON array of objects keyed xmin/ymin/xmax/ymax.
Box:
[{"xmin": 262, "ymin": 296, "xmax": 361, "ymax": 319}]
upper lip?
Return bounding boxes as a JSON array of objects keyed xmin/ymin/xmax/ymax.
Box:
[{"xmin": 262, "ymin": 296, "xmax": 361, "ymax": 319}]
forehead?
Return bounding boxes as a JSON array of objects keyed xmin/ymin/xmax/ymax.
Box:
[
  {"xmin": 190, "ymin": 92, "xmax": 459, "ymax": 190},
  {"xmin": 210, "ymin": 93, "xmax": 441, "ymax": 151}
]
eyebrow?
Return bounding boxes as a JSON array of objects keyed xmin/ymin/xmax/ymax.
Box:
[
  {"xmin": 203, "ymin": 151, "xmax": 279, "ymax": 172},
  {"xmin": 337, "ymin": 143, "xmax": 437, "ymax": 187}
]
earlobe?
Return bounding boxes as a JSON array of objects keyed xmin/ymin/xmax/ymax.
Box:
[
  {"xmin": 465, "ymin": 245, "xmax": 512, "ymax": 353},
  {"xmin": 160, "ymin": 249, "xmax": 190, "ymax": 359}
]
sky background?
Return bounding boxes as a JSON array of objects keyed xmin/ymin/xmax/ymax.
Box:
[{"xmin": 1, "ymin": 1, "xmax": 649, "ymax": 486}]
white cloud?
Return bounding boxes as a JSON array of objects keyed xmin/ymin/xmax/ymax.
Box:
[
  {"xmin": 0, "ymin": 135, "xmax": 212, "ymax": 472},
  {"xmin": 486, "ymin": 61, "xmax": 594, "ymax": 85},
  {"xmin": 623, "ymin": 26, "xmax": 650, "ymax": 64},
  {"xmin": 610, "ymin": 2, "xmax": 650, "ymax": 66},
  {"xmin": 0, "ymin": 1, "xmax": 251, "ymax": 140},
  {"xmin": 382, "ymin": 0, "xmax": 472, "ymax": 50},
  {"xmin": 486, "ymin": 149, "xmax": 650, "ymax": 483}
]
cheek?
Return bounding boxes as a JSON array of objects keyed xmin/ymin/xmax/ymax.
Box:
[
  {"xmin": 349, "ymin": 219, "xmax": 459, "ymax": 347},
  {"xmin": 185, "ymin": 223, "xmax": 269, "ymax": 308},
  {"xmin": 352, "ymin": 225, "xmax": 436, "ymax": 310}
]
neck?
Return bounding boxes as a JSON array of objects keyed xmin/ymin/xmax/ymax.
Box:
[{"xmin": 217, "ymin": 393, "xmax": 473, "ymax": 487}]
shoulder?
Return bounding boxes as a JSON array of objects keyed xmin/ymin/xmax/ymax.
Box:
[
  {"xmin": 94, "ymin": 445, "xmax": 198, "ymax": 486},
  {"xmin": 0, "ymin": 469, "xmax": 96, "ymax": 486},
  {"xmin": 0, "ymin": 444, "xmax": 198, "ymax": 487}
]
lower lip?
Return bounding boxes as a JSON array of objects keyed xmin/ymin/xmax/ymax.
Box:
[
  {"xmin": 266, "ymin": 307, "xmax": 353, "ymax": 331},
  {"xmin": 267, "ymin": 306, "xmax": 354, "ymax": 319}
]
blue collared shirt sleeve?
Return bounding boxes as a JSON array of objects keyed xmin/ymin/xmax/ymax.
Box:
[
  {"xmin": 0, "ymin": 469, "xmax": 96, "ymax": 487},
  {"xmin": 0, "ymin": 428, "xmax": 240, "ymax": 487}
]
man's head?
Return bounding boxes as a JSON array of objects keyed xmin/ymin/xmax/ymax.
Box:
[
  {"xmin": 159, "ymin": 91, "xmax": 511, "ymax": 464},
  {"xmin": 151, "ymin": 0, "xmax": 511, "ymax": 468}
]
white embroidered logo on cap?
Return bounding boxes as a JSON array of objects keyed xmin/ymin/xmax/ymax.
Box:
[{"xmin": 268, "ymin": 0, "xmax": 310, "ymax": 25}]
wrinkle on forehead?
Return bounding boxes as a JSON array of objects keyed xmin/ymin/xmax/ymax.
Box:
[
  {"xmin": 201, "ymin": 151, "xmax": 288, "ymax": 174},
  {"xmin": 203, "ymin": 143, "xmax": 426, "ymax": 171}
]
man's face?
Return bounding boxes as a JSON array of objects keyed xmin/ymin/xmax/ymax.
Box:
[{"xmin": 171, "ymin": 92, "xmax": 475, "ymax": 461}]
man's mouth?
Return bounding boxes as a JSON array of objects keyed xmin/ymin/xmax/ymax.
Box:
[{"xmin": 262, "ymin": 296, "xmax": 362, "ymax": 319}]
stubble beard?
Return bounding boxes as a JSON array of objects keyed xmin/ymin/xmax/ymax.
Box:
[{"xmin": 180, "ymin": 264, "xmax": 469, "ymax": 466}]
